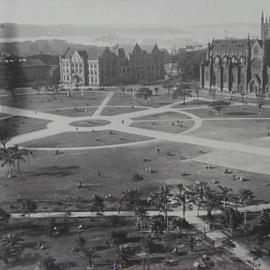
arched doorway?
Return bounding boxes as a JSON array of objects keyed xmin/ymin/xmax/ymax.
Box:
[{"xmin": 249, "ymin": 75, "xmax": 261, "ymax": 93}]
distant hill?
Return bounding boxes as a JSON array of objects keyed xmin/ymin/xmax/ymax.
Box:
[
  {"xmin": 0, "ymin": 23, "xmax": 186, "ymax": 39},
  {"xmin": 0, "ymin": 22, "xmax": 261, "ymax": 53},
  {"xmin": 0, "ymin": 39, "xmax": 105, "ymax": 58}
]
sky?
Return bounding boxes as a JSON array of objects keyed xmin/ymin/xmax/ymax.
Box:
[{"xmin": 1, "ymin": 0, "xmax": 270, "ymax": 26}]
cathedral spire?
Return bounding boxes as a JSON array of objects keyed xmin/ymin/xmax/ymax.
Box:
[{"xmin": 262, "ymin": 11, "xmax": 264, "ymax": 24}]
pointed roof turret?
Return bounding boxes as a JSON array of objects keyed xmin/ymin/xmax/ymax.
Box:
[
  {"xmin": 262, "ymin": 11, "xmax": 265, "ymax": 23},
  {"xmin": 151, "ymin": 44, "xmax": 160, "ymax": 54},
  {"xmin": 132, "ymin": 43, "xmax": 142, "ymax": 54}
]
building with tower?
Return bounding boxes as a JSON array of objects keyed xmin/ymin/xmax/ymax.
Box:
[
  {"xmin": 200, "ymin": 13, "xmax": 270, "ymax": 93},
  {"xmin": 59, "ymin": 44, "xmax": 165, "ymax": 87}
]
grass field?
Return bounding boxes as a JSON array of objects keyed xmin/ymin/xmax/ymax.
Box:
[
  {"xmin": 22, "ymin": 131, "xmax": 152, "ymax": 148},
  {"xmin": 181, "ymin": 105, "xmax": 270, "ymax": 119},
  {"xmin": 191, "ymin": 119, "xmax": 270, "ymax": 146},
  {"xmin": 100, "ymin": 106, "xmax": 146, "ymax": 116},
  {"xmin": 47, "ymin": 106, "xmax": 97, "ymax": 117},
  {"xmin": 0, "ymin": 116, "xmax": 51, "ymax": 136},
  {"xmin": 0, "ymin": 92, "xmax": 107, "ymax": 111},
  {"xmin": 108, "ymin": 93, "xmax": 172, "ymax": 107},
  {"xmin": 70, "ymin": 119, "xmax": 110, "ymax": 127},
  {"xmin": 1, "ymin": 141, "xmax": 270, "ymax": 210},
  {"xmin": 131, "ymin": 120, "xmax": 194, "ymax": 134},
  {"xmin": 132, "ymin": 111, "xmax": 191, "ymax": 121}
]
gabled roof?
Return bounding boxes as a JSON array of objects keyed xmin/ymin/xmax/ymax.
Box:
[
  {"xmin": 211, "ymin": 39, "xmax": 256, "ymax": 55},
  {"xmin": 151, "ymin": 44, "xmax": 160, "ymax": 54},
  {"xmin": 62, "ymin": 48, "xmax": 88, "ymax": 59},
  {"xmin": 131, "ymin": 43, "xmax": 144, "ymax": 55},
  {"xmin": 77, "ymin": 50, "xmax": 87, "ymax": 59}
]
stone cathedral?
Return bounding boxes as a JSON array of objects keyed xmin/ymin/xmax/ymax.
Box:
[{"xmin": 200, "ymin": 13, "xmax": 270, "ymax": 93}]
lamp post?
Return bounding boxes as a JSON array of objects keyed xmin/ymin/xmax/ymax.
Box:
[{"xmin": 256, "ymin": 89, "xmax": 265, "ymax": 119}]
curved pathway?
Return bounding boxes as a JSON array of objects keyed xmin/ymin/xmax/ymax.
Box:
[{"xmin": 1, "ymin": 93, "xmax": 270, "ymax": 161}]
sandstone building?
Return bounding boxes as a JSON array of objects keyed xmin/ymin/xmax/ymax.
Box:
[
  {"xmin": 200, "ymin": 13, "xmax": 270, "ymax": 93},
  {"xmin": 59, "ymin": 44, "xmax": 165, "ymax": 87}
]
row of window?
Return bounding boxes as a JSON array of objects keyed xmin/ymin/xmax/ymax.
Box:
[
  {"xmin": 63, "ymin": 75, "xmax": 70, "ymax": 81},
  {"xmin": 89, "ymin": 77, "xmax": 98, "ymax": 83}
]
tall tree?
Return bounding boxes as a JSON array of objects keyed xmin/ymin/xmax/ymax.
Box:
[
  {"xmin": 136, "ymin": 88, "xmax": 152, "ymax": 104},
  {"xmin": 218, "ymin": 185, "xmax": 233, "ymax": 209},
  {"xmin": 239, "ymin": 189, "xmax": 254, "ymax": 224},
  {"xmin": 18, "ymin": 198, "xmax": 37, "ymax": 217},
  {"xmin": 149, "ymin": 185, "xmax": 172, "ymax": 233},
  {"xmin": 121, "ymin": 188, "xmax": 141, "ymax": 208},
  {"xmin": 91, "ymin": 195, "xmax": 105, "ymax": 215},
  {"xmin": 0, "ymin": 233, "xmax": 23, "ymax": 264},
  {"xmin": 172, "ymin": 85, "xmax": 192, "ymax": 104}
]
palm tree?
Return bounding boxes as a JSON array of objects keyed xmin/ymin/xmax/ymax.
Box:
[
  {"xmin": 174, "ymin": 185, "xmax": 192, "ymax": 219},
  {"xmin": 0, "ymin": 149, "xmax": 15, "ymax": 177},
  {"xmin": 239, "ymin": 189, "xmax": 254, "ymax": 224},
  {"xmin": 218, "ymin": 185, "xmax": 233, "ymax": 209},
  {"xmin": 19, "ymin": 148, "xmax": 34, "ymax": 172},
  {"xmin": 202, "ymin": 184, "xmax": 219, "ymax": 218},
  {"xmin": 9, "ymin": 146, "xmax": 26, "ymax": 176}
]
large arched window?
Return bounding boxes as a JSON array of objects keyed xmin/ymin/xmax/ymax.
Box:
[{"xmin": 254, "ymin": 46, "xmax": 259, "ymax": 55}]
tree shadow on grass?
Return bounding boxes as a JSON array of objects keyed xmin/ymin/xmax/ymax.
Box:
[
  {"xmin": 32, "ymin": 165, "xmax": 80, "ymax": 177},
  {"xmin": 226, "ymin": 111, "xmax": 256, "ymax": 116},
  {"xmin": 4, "ymin": 252, "xmax": 41, "ymax": 269}
]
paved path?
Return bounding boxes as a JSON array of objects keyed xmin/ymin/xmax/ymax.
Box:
[
  {"xmin": 2, "ymin": 95, "xmax": 270, "ymax": 162},
  {"xmin": 91, "ymin": 91, "xmax": 114, "ymax": 118}
]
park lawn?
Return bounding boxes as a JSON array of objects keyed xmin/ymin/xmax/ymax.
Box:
[
  {"xmin": 172, "ymin": 100, "xmax": 213, "ymax": 108},
  {"xmin": 70, "ymin": 119, "xmax": 110, "ymax": 127},
  {"xmin": 0, "ymin": 216, "xmax": 246, "ymax": 270},
  {"xmin": 1, "ymin": 141, "xmax": 270, "ymax": 210},
  {"xmin": 0, "ymin": 92, "xmax": 107, "ymax": 111},
  {"xmin": 46, "ymin": 106, "xmax": 97, "ymax": 117},
  {"xmin": 180, "ymin": 105, "xmax": 270, "ymax": 119},
  {"xmin": 0, "ymin": 116, "xmax": 51, "ymax": 136},
  {"xmin": 190, "ymin": 119, "xmax": 270, "ymax": 146},
  {"xmin": 132, "ymin": 111, "xmax": 191, "ymax": 121},
  {"xmin": 100, "ymin": 106, "xmax": 146, "ymax": 116},
  {"xmin": 22, "ymin": 131, "xmax": 152, "ymax": 148},
  {"xmin": 108, "ymin": 92, "xmax": 172, "ymax": 107},
  {"xmin": 130, "ymin": 120, "xmax": 194, "ymax": 134},
  {"xmin": 0, "ymin": 113, "xmax": 10, "ymax": 119}
]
